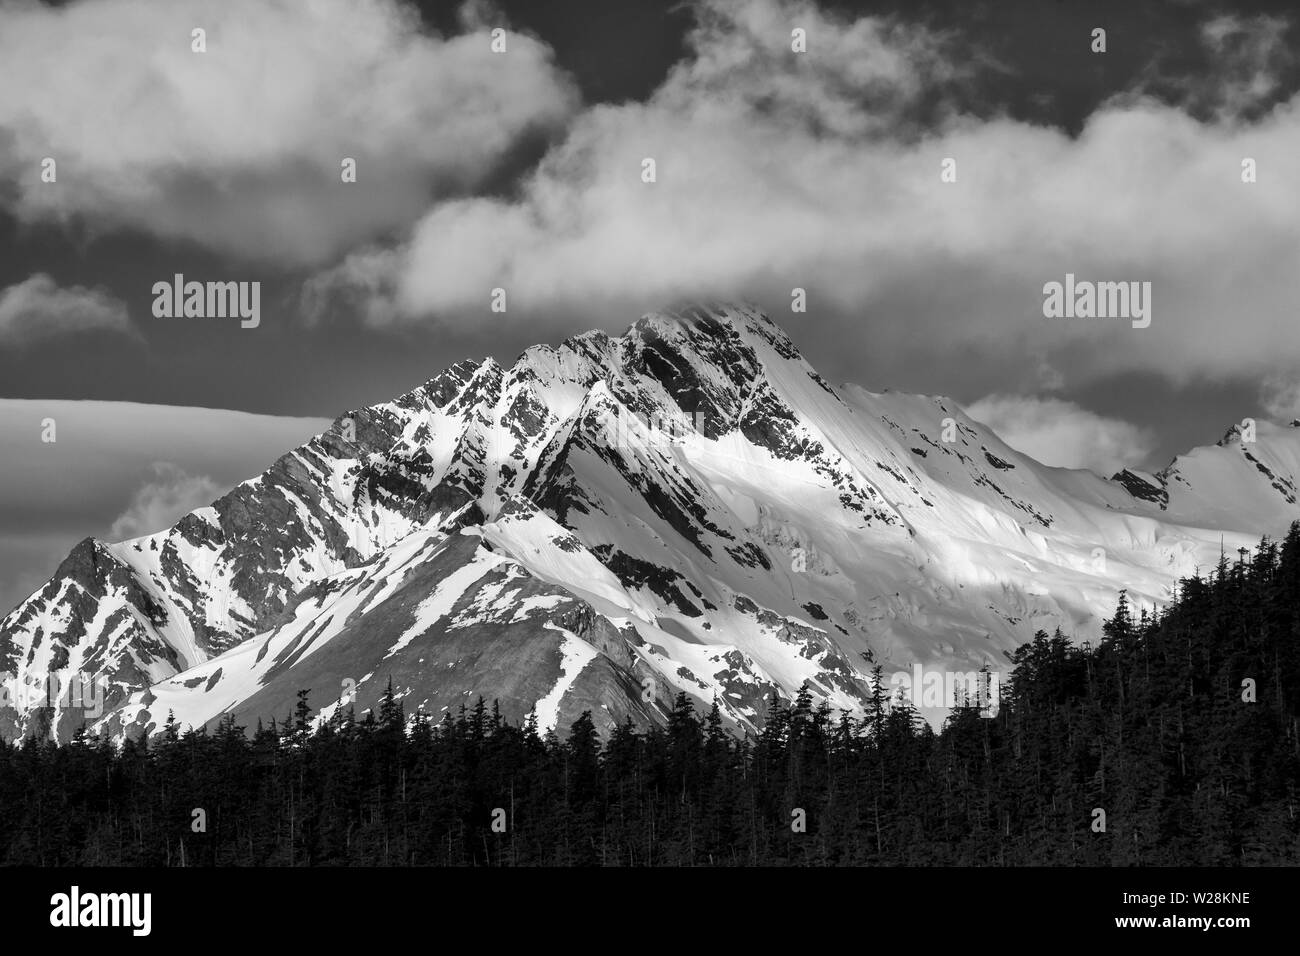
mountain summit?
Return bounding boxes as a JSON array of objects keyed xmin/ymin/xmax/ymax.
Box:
[{"xmin": 4, "ymin": 304, "xmax": 1298, "ymax": 740}]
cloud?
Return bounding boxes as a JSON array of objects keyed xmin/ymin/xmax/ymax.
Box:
[
  {"xmin": 0, "ymin": 0, "xmax": 578, "ymax": 266},
  {"xmin": 1117, "ymin": 14, "xmax": 1295, "ymax": 124},
  {"xmin": 306, "ymin": 0, "xmax": 1300, "ymax": 406},
  {"xmin": 0, "ymin": 399, "xmax": 330, "ymax": 611},
  {"xmin": 0, "ymin": 273, "xmax": 133, "ymax": 346},
  {"xmin": 964, "ymin": 395, "xmax": 1155, "ymax": 476},
  {"xmin": 0, "ymin": 400, "xmax": 329, "ymax": 537},
  {"xmin": 109, "ymin": 462, "xmax": 221, "ymax": 540},
  {"xmin": 1259, "ymin": 374, "xmax": 1300, "ymax": 422},
  {"xmin": 301, "ymin": 246, "xmax": 405, "ymax": 326},
  {"xmin": 309, "ymin": 0, "xmax": 971, "ymax": 319},
  {"xmin": 1191, "ymin": 14, "xmax": 1292, "ymax": 119}
]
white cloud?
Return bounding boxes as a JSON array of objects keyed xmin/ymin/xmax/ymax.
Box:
[
  {"xmin": 1259, "ymin": 374, "xmax": 1300, "ymax": 421},
  {"xmin": 0, "ymin": 273, "xmax": 133, "ymax": 345},
  {"xmin": 308, "ymin": 0, "xmax": 1300, "ymax": 402},
  {"xmin": 964, "ymin": 395, "xmax": 1155, "ymax": 476},
  {"xmin": 0, "ymin": 0, "xmax": 578, "ymax": 265},
  {"xmin": 109, "ymin": 462, "xmax": 221, "ymax": 540},
  {"xmin": 301, "ymin": 246, "xmax": 405, "ymax": 326}
]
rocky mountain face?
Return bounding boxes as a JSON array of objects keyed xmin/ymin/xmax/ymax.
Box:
[{"xmin": 4, "ymin": 304, "xmax": 1299, "ymax": 741}]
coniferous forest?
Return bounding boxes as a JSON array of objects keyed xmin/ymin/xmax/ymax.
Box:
[{"xmin": 2, "ymin": 526, "xmax": 1299, "ymax": 867}]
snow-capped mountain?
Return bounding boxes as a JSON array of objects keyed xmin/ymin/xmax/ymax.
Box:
[{"xmin": 4, "ymin": 304, "xmax": 1298, "ymax": 741}]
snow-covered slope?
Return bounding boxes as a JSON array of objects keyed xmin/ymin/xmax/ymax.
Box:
[{"xmin": 4, "ymin": 304, "xmax": 1298, "ymax": 740}]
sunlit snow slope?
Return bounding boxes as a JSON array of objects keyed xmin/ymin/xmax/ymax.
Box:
[{"xmin": 4, "ymin": 304, "xmax": 1298, "ymax": 740}]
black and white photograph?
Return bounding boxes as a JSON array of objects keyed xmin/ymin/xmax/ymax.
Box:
[{"xmin": 0, "ymin": 0, "xmax": 1295, "ymax": 938}]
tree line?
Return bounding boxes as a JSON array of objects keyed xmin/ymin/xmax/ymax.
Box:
[{"xmin": 2, "ymin": 524, "xmax": 1299, "ymax": 866}]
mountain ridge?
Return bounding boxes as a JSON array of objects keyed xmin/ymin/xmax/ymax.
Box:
[{"xmin": 4, "ymin": 303, "xmax": 1299, "ymax": 741}]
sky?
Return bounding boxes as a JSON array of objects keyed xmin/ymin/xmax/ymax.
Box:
[{"xmin": 2, "ymin": 0, "xmax": 1300, "ymax": 609}]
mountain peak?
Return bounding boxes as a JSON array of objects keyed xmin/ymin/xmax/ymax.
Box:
[
  {"xmin": 630, "ymin": 302, "xmax": 803, "ymax": 359},
  {"xmin": 6, "ymin": 305, "xmax": 1300, "ymax": 743},
  {"xmin": 1216, "ymin": 422, "xmax": 1247, "ymax": 447}
]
